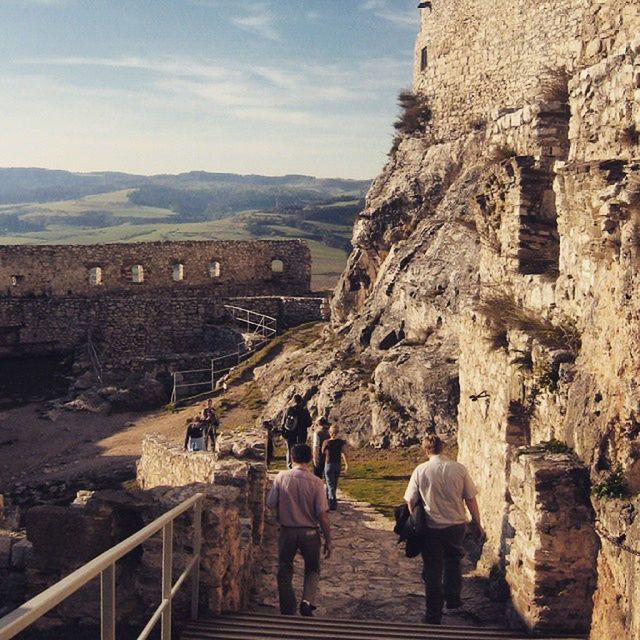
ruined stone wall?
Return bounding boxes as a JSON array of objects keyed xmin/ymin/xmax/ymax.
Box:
[
  {"xmin": 0, "ymin": 291, "xmax": 227, "ymax": 361},
  {"xmin": 505, "ymin": 451, "xmax": 598, "ymax": 633},
  {"xmin": 568, "ymin": 36, "xmax": 640, "ymax": 163},
  {"xmin": 413, "ymin": 0, "xmax": 584, "ymax": 138},
  {"xmin": 21, "ymin": 428, "xmax": 269, "ymax": 633},
  {"xmin": 227, "ymin": 295, "xmax": 329, "ymax": 329},
  {"xmin": 0, "ymin": 240, "xmax": 311, "ymax": 298},
  {"xmin": 413, "ymin": 0, "xmax": 640, "ymax": 142},
  {"xmin": 0, "ymin": 239, "xmax": 316, "ymax": 364}
]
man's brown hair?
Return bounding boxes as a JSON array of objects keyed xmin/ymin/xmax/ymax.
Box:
[{"xmin": 423, "ymin": 434, "xmax": 444, "ymax": 454}]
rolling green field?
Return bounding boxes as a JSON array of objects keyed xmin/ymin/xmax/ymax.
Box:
[
  {"xmin": 0, "ymin": 189, "xmax": 177, "ymax": 221},
  {"xmin": 0, "ymin": 189, "xmax": 356, "ymax": 291}
]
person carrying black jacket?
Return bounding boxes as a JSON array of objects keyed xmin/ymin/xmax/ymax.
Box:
[{"xmin": 281, "ymin": 394, "xmax": 311, "ymax": 469}]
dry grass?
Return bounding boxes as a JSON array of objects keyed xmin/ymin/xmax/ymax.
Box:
[
  {"xmin": 620, "ymin": 124, "xmax": 640, "ymax": 147},
  {"xmin": 478, "ymin": 294, "xmax": 581, "ymax": 353},
  {"xmin": 492, "ymin": 145, "xmax": 518, "ymax": 162},
  {"xmin": 539, "ymin": 67, "xmax": 570, "ymax": 103}
]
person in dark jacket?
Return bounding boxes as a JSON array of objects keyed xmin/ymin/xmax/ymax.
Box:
[
  {"xmin": 184, "ymin": 416, "xmax": 206, "ymax": 451},
  {"xmin": 201, "ymin": 399, "xmax": 219, "ymax": 451},
  {"xmin": 281, "ymin": 394, "xmax": 312, "ymax": 469}
]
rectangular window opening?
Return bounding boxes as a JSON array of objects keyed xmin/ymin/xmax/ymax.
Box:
[{"xmin": 420, "ymin": 47, "xmax": 428, "ymax": 72}]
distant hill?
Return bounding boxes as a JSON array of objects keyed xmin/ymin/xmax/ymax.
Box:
[
  {"xmin": 0, "ymin": 168, "xmax": 370, "ymax": 290},
  {"xmin": 0, "ymin": 168, "xmax": 370, "ymax": 211}
]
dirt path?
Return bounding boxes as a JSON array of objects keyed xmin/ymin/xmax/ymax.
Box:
[
  {"xmin": 0, "ymin": 324, "xmax": 323, "ymax": 493},
  {"xmin": 252, "ymin": 488, "xmax": 506, "ymax": 626}
]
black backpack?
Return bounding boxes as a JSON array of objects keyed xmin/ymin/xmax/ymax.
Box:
[{"xmin": 283, "ymin": 411, "xmax": 298, "ymax": 434}]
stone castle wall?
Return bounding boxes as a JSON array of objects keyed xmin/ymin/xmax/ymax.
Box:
[
  {"xmin": 454, "ymin": 46, "xmax": 640, "ymax": 638},
  {"xmin": 22, "ymin": 428, "xmax": 270, "ymax": 632},
  {"xmin": 0, "ymin": 239, "xmax": 320, "ymax": 365},
  {"xmin": 0, "ymin": 240, "xmax": 311, "ymax": 298},
  {"xmin": 413, "ymin": 0, "xmax": 640, "ymax": 142},
  {"xmin": 408, "ymin": 3, "xmax": 640, "ymax": 637}
]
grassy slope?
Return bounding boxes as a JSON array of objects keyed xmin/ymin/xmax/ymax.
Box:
[
  {"xmin": 0, "ymin": 191, "xmax": 351, "ymax": 289},
  {"xmin": 0, "ymin": 189, "xmax": 176, "ymax": 220}
]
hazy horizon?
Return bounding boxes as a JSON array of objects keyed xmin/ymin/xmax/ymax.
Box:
[{"xmin": 0, "ymin": 1, "xmax": 418, "ymax": 181}]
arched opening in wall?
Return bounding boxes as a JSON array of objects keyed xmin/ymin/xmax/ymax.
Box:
[
  {"xmin": 10, "ymin": 275, "xmax": 24, "ymax": 287},
  {"xmin": 172, "ymin": 263, "xmax": 184, "ymax": 282},
  {"xmin": 271, "ymin": 259, "xmax": 284, "ymax": 275},
  {"xmin": 89, "ymin": 266, "xmax": 103, "ymax": 286},
  {"xmin": 209, "ymin": 261, "xmax": 221, "ymax": 278},
  {"xmin": 131, "ymin": 264, "xmax": 144, "ymax": 283}
]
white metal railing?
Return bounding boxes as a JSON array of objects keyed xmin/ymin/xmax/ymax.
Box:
[
  {"xmin": 0, "ymin": 492, "xmax": 204, "ymax": 640},
  {"xmin": 170, "ymin": 305, "xmax": 277, "ymax": 403},
  {"xmin": 223, "ymin": 305, "xmax": 277, "ymax": 339},
  {"xmin": 87, "ymin": 329, "xmax": 103, "ymax": 385}
]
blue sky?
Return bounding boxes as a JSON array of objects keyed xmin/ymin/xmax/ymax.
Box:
[{"xmin": 0, "ymin": 0, "xmax": 419, "ymax": 179}]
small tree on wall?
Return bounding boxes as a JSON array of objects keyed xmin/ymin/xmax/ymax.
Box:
[
  {"xmin": 389, "ymin": 90, "xmax": 433, "ymax": 156},
  {"xmin": 394, "ymin": 90, "xmax": 433, "ymax": 135}
]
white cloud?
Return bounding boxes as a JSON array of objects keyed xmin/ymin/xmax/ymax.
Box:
[
  {"xmin": 360, "ymin": 0, "xmax": 417, "ymax": 28},
  {"xmin": 230, "ymin": 2, "xmax": 280, "ymax": 41}
]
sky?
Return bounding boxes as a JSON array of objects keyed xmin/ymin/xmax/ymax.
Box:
[{"xmin": 0, "ymin": 0, "xmax": 419, "ymax": 180}]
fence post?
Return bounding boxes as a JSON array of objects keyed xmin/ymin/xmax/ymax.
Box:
[
  {"xmin": 161, "ymin": 521, "xmax": 173, "ymax": 640},
  {"xmin": 100, "ymin": 564, "xmax": 116, "ymax": 640},
  {"xmin": 190, "ymin": 499, "xmax": 203, "ymax": 621}
]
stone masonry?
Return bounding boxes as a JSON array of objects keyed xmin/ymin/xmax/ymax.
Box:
[
  {"xmin": 0, "ymin": 240, "xmax": 310, "ymax": 298},
  {"xmin": 302, "ymin": 1, "xmax": 640, "ymax": 637},
  {"xmin": 0, "ymin": 239, "xmax": 318, "ymax": 365},
  {"xmin": 21, "ymin": 428, "xmax": 269, "ymax": 633}
]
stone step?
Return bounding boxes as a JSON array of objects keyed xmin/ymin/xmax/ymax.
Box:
[{"xmin": 181, "ymin": 612, "xmax": 587, "ymax": 640}]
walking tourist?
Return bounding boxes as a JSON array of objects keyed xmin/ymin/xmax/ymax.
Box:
[
  {"xmin": 281, "ymin": 393, "xmax": 312, "ymax": 468},
  {"xmin": 266, "ymin": 443, "xmax": 332, "ymax": 617},
  {"xmin": 262, "ymin": 419, "xmax": 275, "ymax": 465},
  {"xmin": 404, "ymin": 434, "xmax": 485, "ymax": 625},
  {"xmin": 312, "ymin": 417, "xmax": 331, "ymax": 478},
  {"xmin": 184, "ymin": 415, "xmax": 206, "ymax": 451},
  {"xmin": 201, "ymin": 399, "xmax": 219, "ymax": 451},
  {"xmin": 321, "ymin": 424, "xmax": 349, "ymax": 510}
]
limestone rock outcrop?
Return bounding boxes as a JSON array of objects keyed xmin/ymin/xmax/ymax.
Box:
[{"xmin": 257, "ymin": 2, "xmax": 640, "ymax": 637}]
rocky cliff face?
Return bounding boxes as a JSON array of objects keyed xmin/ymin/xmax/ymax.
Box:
[{"xmin": 257, "ymin": 2, "xmax": 640, "ymax": 638}]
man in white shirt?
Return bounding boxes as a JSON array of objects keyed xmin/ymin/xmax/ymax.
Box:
[
  {"xmin": 267, "ymin": 443, "xmax": 332, "ymax": 617},
  {"xmin": 404, "ymin": 435, "xmax": 485, "ymax": 625}
]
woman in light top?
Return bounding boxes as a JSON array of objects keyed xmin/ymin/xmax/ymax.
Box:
[{"xmin": 321, "ymin": 424, "xmax": 349, "ymax": 511}]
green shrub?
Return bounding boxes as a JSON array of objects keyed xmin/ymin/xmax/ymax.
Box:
[
  {"xmin": 541, "ymin": 438, "xmax": 573, "ymax": 454},
  {"xmin": 393, "ymin": 90, "xmax": 432, "ymax": 136},
  {"xmin": 592, "ymin": 464, "xmax": 627, "ymax": 499}
]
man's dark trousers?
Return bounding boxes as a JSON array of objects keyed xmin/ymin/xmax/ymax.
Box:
[
  {"xmin": 421, "ymin": 524, "xmax": 466, "ymax": 624},
  {"xmin": 285, "ymin": 430, "xmax": 308, "ymax": 469},
  {"xmin": 277, "ymin": 526, "xmax": 321, "ymax": 614}
]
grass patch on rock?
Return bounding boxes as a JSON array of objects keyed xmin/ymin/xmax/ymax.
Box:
[{"xmin": 341, "ymin": 446, "xmax": 424, "ymax": 518}]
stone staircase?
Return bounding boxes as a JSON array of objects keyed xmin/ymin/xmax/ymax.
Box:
[{"xmin": 181, "ymin": 612, "xmax": 587, "ymax": 640}]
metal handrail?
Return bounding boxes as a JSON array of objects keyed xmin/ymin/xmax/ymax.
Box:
[
  {"xmin": 87, "ymin": 329, "xmax": 104, "ymax": 385},
  {"xmin": 0, "ymin": 492, "xmax": 204, "ymax": 640},
  {"xmin": 223, "ymin": 305, "xmax": 277, "ymax": 338},
  {"xmin": 170, "ymin": 304, "xmax": 277, "ymax": 403}
]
